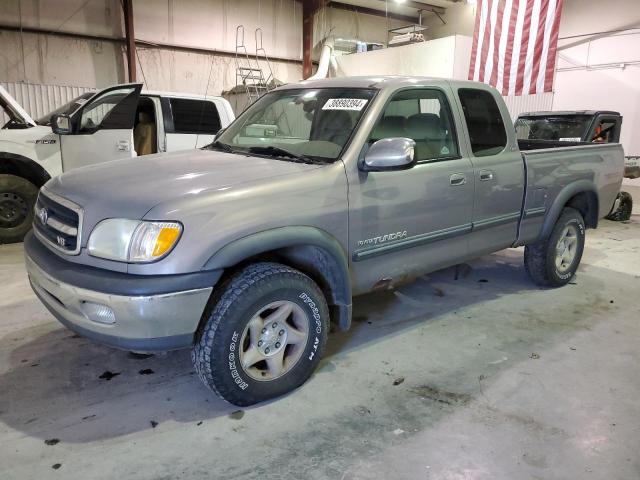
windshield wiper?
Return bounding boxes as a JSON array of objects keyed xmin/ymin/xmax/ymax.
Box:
[
  {"xmin": 246, "ymin": 146, "xmax": 320, "ymax": 164},
  {"xmin": 204, "ymin": 140, "xmax": 234, "ymax": 153}
]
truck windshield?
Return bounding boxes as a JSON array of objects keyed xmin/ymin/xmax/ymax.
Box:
[
  {"xmin": 36, "ymin": 92, "xmax": 95, "ymax": 126},
  {"xmin": 214, "ymin": 88, "xmax": 376, "ymax": 162},
  {"xmin": 515, "ymin": 115, "xmax": 592, "ymax": 141}
]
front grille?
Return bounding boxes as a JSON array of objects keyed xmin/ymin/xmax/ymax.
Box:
[{"xmin": 33, "ymin": 189, "xmax": 83, "ymax": 255}]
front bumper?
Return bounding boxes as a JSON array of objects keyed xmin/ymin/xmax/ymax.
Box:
[{"xmin": 24, "ymin": 232, "xmax": 219, "ymax": 352}]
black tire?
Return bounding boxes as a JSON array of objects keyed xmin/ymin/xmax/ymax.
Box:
[
  {"xmin": 605, "ymin": 191, "xmax": 633, "ymax": 222},
  {"xmin": 0, "ymin": 174, "xmax": 39, "ymax": 244},
  {"xmin": 192, "ymin": 262, "xmax": 329, "ymax": 406},
  {"xmin": 524, "ymin": 207, "xmax": 585, "ymax": 287}
]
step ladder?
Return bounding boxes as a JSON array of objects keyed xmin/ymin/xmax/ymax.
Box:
[{"xmin": 234, "ymin": 25, "xmax": 275, "ymax": 105}]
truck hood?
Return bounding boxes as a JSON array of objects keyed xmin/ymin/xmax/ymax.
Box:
[
  {"xmin": 0, "ymin": 85, "xmax": 36, "ymax": 127},
  {"xmin": 45, "ymin": 148, "xmax": 323, "ymax": 231}
]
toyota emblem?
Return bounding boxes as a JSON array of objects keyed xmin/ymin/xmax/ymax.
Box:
[{"xmin": 37, "ymin": 207, "xmax": 48, "ymax": 225}]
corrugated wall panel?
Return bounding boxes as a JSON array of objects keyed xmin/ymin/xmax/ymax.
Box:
[
  {"xmin": 1, "ymin": 82, "xmax": 95, "ymax": 125},
  {"xmin": 503, "ymin": 93, "xmax": 555, "ymax": 120}
]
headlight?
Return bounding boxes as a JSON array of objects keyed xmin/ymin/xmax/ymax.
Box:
[{"xmin": 88, "ymin": 219, "xmax": 182, "ymax": 262}]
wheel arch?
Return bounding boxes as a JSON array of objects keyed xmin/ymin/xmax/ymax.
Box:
[
  {"xmin": 540, "ymin": 180, "xmax": 598, "ymax": 240},
  {"xmin": 203, "ymin": 226, "xmax": 353, "ymax": 331},
  {"xmin": 0, "ymin": 152, "xmax": 51, "ymax": 188}
]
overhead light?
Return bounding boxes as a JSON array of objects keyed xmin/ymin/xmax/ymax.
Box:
[{"xmin": 394, "ymin": 0, "xmax": 407, "ymax": 3}]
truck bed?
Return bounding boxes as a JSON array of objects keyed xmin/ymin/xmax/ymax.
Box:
[{"xmin": 517, "ymin": 142, "xmax": 625, "ymax": 245}]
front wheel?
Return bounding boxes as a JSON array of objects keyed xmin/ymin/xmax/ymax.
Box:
[
  {"xmin": 524, "ymin": 207, "xmax": 585, "ymax": 287},
  {"xmin": 192, "ymin": 262, "xmax": 329, "ymax": 406},
  {"xmin": 0, "ymin": 174, "xmax": 39, "ymax": 244}
]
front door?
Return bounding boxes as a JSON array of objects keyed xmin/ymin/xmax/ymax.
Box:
[
  {"xmin": 60, "ymin": 84, "xmax": 142, "ymax": 171},
  {"xmin": 454, "ymin": 87, "xmax": 525, "ymax": 255},
  {"xmin": 347, "ymin": 87, "xmax": 475, "ymax": 294}
]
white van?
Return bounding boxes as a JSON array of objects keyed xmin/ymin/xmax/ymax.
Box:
[{"xmin": 0, "ymin": 83, "xmax": 235, "ymax": 242}]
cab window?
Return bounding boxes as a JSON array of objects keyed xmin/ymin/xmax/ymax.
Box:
[
  {"xmin": 79, "ymin": 87, "xmax": 138, "ymax": 131},
  {"xmin": 169, "ymin": 98, "xmax": 221, "ymax": 134},
  {"xmin": 458, "ymin": 88, "xmax": 507, "ymax": 157},
  {"xmin": 591, "ymin": 118, "xmax": 617, "ymax": 143},
  {"xmin": 369, "ymin": 89, "xmax": 459, "ymax": 161}
]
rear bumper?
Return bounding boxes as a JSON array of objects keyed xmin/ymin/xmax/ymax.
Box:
[{"xmin": 24, "ymin": 232, "xmax": 218, "ymax": 352}]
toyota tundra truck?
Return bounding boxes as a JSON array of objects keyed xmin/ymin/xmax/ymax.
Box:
[{"xmin": 24, "ymin": 77, "xmax": 625, "ymax": 406}]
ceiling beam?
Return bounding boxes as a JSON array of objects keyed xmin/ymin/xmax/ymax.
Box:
[
  {"xmin": 373, "ymin": 0, "xmax": 445, "ymax": 15},
  {"xmin": 327, "ymin": 2, "xmax": 420, "ymax": 24}
]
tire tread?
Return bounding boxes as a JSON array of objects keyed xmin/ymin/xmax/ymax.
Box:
[{"xmin": 192, "ymin": 262, "xmax": 327, "ymax": 405}]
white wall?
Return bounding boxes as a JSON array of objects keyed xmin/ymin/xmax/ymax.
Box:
[
  {"xmin": 0, "ymin": 0, "xmax": 416, "ymax": 98},
  {"xmin": 422, "ymin": 2, "xmax": 476, "ymax": 40},
  {"xmin": 333, "ymin": 35, "xmax": 472, "ymax": 80},
  {"xmin": 0, "ymin": 0, "xmax": 304, "ymax": 95},
  {"xmin": 553, "ymin": 0, "xmax": 640, "ymax": 156}
]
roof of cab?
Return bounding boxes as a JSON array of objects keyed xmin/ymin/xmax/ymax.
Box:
[{"xmin": 276, "ymin": 75, "xmax": 496, "ymax": 91}]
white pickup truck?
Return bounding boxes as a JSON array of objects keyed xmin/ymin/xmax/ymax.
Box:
[{"xmin": 0, "ymin": 83, "xmax": 235, "ymax": 243}]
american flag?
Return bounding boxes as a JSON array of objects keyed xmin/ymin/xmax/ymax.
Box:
[{"xmin": 468, "ymin": 0, "xmax": 564, "ymax": 96}]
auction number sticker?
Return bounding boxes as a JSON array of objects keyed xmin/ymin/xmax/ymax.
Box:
[{"xmin": 322, "ymin": 98, "xmax": 368, "ymax": 111}]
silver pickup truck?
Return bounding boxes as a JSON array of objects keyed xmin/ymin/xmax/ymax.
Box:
[{"xmin": 24, "ymin": 77, "xmax": 624, "ymax": 406}]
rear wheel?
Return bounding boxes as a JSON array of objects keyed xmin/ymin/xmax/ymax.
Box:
[
  {"xmin": 192, "ymin": 262, "xmax": 329, "ymax": 406},
  {"xmin": 524, "ymin": 207, "xmax": 585, "ymax": 287},
  {"xmin": 0, "ymin": 174, "xmax": 38, "ymax": 244}
]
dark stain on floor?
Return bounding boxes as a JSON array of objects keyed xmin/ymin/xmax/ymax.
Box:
[
  {"xmin": 229, "ymin": 410, "xmax": 245, "ymax": 420},
  {"xmin": 98, "ymin": 371, "xmax": 121, "ymax": 381},
  {"xmin": 409, "ymin": 385, "xmax": 472, "ymax": 406}
]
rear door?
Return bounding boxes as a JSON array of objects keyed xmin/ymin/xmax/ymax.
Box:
[
  {"xmin": 164, "ymin": 97, "xmax": 222, "ymax": 151},
  {"xmin": 454, "ymin": 87, "xmax": 525, "ymax": 255},
  {"xmin": 59, "ymin": 84, "xmax": 142, "ymax": 171}
]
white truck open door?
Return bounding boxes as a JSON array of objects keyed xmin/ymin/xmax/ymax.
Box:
[
  {"xmin": 59, "ymin": 84, "xmax": 142, "ymax": 171},
  {"xmin": 0, "ymin": 85, "xmax": 37, "ymax": 127}
]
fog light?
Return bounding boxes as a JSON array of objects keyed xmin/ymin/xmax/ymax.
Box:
[{"xmin": 80, "ymin": 301, "xmax": 116, "ymax": 325}]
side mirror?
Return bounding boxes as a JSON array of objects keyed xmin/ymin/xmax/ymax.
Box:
[
  {"xmin": 362, "ymin": 137, "xmax": 416, "ymax": 172},
  {"xmin": 51, "ymin": 114, "xmax": 73, "ymax": 135}
]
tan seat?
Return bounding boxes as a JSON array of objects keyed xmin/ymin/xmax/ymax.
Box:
[{"xmin": 134, "ymin": 111, "xmax": 157, "ymax": 156}]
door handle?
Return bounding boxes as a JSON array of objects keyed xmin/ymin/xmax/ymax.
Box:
[
  {"xmin": 479, "ymin": 170, "xmax": 494, "ymax": 181},
  {"xmin": 450, "ymin": 173, "xmax": 467, "ymax": 186},
  {"xmin": 116, "ymin": 140, "xmax": 131, "ymax": 152}
]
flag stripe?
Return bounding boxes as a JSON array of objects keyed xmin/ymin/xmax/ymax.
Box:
[
  {"xmin": 496, "ymin": 0, "xmax": 514, "ymax": 94},
  {"xmin": 479, "ymin": 0, "xmax": 494, "ymax": 82},
  {"xmin": 483, "ymin": 0, "xmax": 501, "ymax": 83},
  {"xmin": 469, "ymin": 0, "xmax": 564, "ymax": 96},
  {"xmin": 502, "ymin": 0, "xmax": 520, "ymax": 95},
  {"xmin": 515, "ymin": 0, "xmax": 534, "ymax": 95},
  {"xmin": 544, "ymin": 0, "xmax": 563, "ymax": 92},
  {"xmin": 508, "ymin": 0, "xmax": 527, "ymax": 95},
  {"xmin": 489, "ymin": 0, "xmax": 506, "ymax": 88},
  {"xmin": 468, "ymin": 0, "xmax": 482, "ymax": 80},
  {"xmin": 530, "ymin": 0, "xmax": 551, "ymax": 94}
]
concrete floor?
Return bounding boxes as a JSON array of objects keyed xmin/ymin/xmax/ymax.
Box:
[{"xmin": 1, "ymin": 188, "xmax": 639, "ymax": 480}]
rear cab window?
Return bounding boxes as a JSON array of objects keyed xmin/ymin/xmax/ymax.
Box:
[
  {"xmin": 458, "ymin": 88, "xmax": 507, "ymax": 157},
  {"xmin": 369, "ymin": 88, "xmax": 460, "ymax": 162},
  {"xmin": 168, "ymin": 98, "xmax": 221, "ymax": 134}
]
